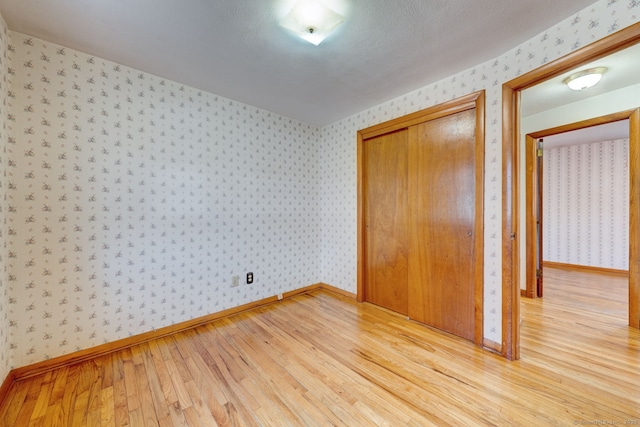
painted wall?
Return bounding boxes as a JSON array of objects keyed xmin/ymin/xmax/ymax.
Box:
[
  {"xmin": 543, "ymin": 139, "xmax": 629, "ymax": 270},
  {"xmin": 6, "ymin": 35, "xmax": 321, "ymax": 368},
  {"xmin": 522, "ymin": 84, "xmax": 640, "ymax": 136},
  {"xmin": 0, "ymin": 15, "xmax": 10, "ymax": 382},
  {"xmin": 320, "ymin": 0, "xmax": 640, "ymax": 344}
]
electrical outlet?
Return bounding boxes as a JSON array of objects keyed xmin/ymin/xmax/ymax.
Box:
[
  {"xmin": 231, "ymin": 275, "xmax": 240, "ymax": 287},
  {"xmin": 277, "ymin": 293, "xmax": 283, "ymax": 300},
  {"xmin": 246, "ymin": 272, "xmax": 253, "ymax": 284}
]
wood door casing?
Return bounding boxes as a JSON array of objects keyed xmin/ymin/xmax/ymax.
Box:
[
  {"xmin": 407, "ymin": 109, "xmax": 478, "ymax": 341},
  {"xmin": 536, "ymin": 139, "xmax": 544, "ymax": 297},
  {"xmin": 525, "ymin": 135, "xmax": 544, "ymax": 298},
  {"xmin": 524, "ymin": 135, "xmax": 537, "ymax": 299},
  {"xmin": 363, "ymin": 130, "xmax": 409, "ymax": 315}
]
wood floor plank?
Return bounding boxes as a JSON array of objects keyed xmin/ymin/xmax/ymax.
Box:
[
  {"xmin": 164, "ymin": 337, "xmax": 195, "ymax": 387},
  {"xmin": 177, "ymin": 336, "xmax": 236, "ymax": 408},
  {"xmin": 182, "ymin": 379, "xmax": 220, "ymax": 426},
  {"xmin": 247, "ymin": 313, "xmax": 376, "ymax": 426},
  {"xmin": 0, "ymin": 379, "xmax": 30, "ymax": 426},
  {"xmin": 214, "ymin": 325, "xmax": 331, "ymax": 426},
  {"xmin": 46, "ymin": 367, "xmax": 69, "ymax": 409},
  {"xmin": 181, "ymin": 405, "xmax": 203, "ymax": 427},
  {"xmin": 139, "ymin": 343, "xmax": 171, "ymax": 421},
  {"xmin": 149, "ymin": 345, "xmax": 178, "ymax": 406},
  {"xmin": 28, "ymin": 371, "xmax": 55, "ymax": 421},
  {"xmin": 169, "ymin": 403, "xmax": 189, "ymax": 427},
  {"xmin": 41, "ymin": 402, "xmax": 64, "ymax": 427},
  {"xmin": 127, "ymin": 407, "xmax": 144, "ymax": 426},
  {"xmin": 1, "ymin": 267, "xmax": 639, "ymax": 426},
  {"xmin": 69, "ymin": 389, "xmax": 90, "ymax": 427},
  {"xmin": 120, "ymin": 350, "xmax": 140, "ymax": 413},
  {"xmin": 100, "ymin": 386, "xmax": 115, "ymax": 427},
  {"xmin": 133, "ymin": 363, "xmax": 160, "ymax": 427},
  {"xmin": 163, "ymin": 357, "xmax": 193, "ymax": 411},
  {"xmin": 84, "ymin": 361, "xmax": 104, "ymax": 423},
  {"xmin": 112, "ymin": 349, "xmax": 126, "ymax": 384},
  {"xmin": 178, "ymin": 327, "xmax": 260, "ymax": 426},
  {"xmin": 112, "ymin": 379, "xmax": 129, "ymax": 427},
  {"xmin": 162, "ymin": 401, "xmax": 190, "ymax": 427}
]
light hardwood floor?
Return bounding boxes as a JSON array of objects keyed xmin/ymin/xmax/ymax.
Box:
[{"xmin": 0, "ymin": 267, "xmax": 638, "ymax": 426}]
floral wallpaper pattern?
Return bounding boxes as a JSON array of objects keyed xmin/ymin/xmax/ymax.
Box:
[
  {"xmin": 6, "ymin": 35, "xmax": 320, "ymax": 368},
  {"xmin": 320, "ymin": 0, "xmax": 640, "ymax": 343},
  {"xmin": 0, "ymin": 14, "xmax": 9, "ymax": 381},
  {"xmin": 543, "ymin": 139, "xmax": 629, "ymax": 270},
  {"xmin": 0, "ymin": 0, "xmax": 639, "ymax": 369}
]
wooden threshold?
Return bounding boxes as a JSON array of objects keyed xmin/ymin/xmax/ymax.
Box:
[
  {"xmin": 5, "ymin": 283, "xmax": 355, "ymax": 384},
  {"xmin": 482, "ymin": 338, "xmax": 502, "ymax": 354}
]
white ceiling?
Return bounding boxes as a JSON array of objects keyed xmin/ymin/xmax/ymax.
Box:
[
  {"xmin": 521, "ymin": 40, "xmax": 640, "ymax": 146},
  {"xmin": 543, "ymin": 120, "xmax": 630, "ymax": 149},
  {"xmin": 522, "ymin": 43, "xmax": 640, "ymax": 117},
  {"xmin": 0, "ymin": 0, "xmax": 598, "ymax": 126}
]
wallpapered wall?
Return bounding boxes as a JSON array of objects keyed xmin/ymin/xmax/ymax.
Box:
[
  {"xmin": 0, "ymin": 15, "xmax": 10, "ymax": 381},
  {"xmin": 320, "ymin": 0, "xmax": 640, "ymax": 343},
  {"xmin": 1, "ymin": 0, "xmax": 639, "ymax": 370},
  {"xmin": 6, "ymin": 34, "xmax": 321, "ymax": 368},
  {"xmin": 543, "ymin": 139, "xmax": 629, "ymax": 270}
]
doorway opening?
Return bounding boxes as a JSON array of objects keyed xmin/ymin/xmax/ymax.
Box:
[
  {"xmin": 501, "ymin": 22, "xmax": 640, "ymax": 360},
  {"xmin": 524, "ymin": 117, "xmax": 631, "ymax": 323}
]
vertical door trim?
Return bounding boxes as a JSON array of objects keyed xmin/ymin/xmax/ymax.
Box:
[
  {"xmin": 536, "ymin": 138, "xmax": 544, "ymax": 298},
  {"xmin": 524, "ymin": 135, "xmax": 538, "ymax": 299},
  {"xmin": 357, "ymin": 132, "xmax": 365, "ymax": 303},
  {"xmin": 630, "ymin": 109, "xmax": 640, "ymax": 329},
  {"xmin": 474, "ymin": 93, "xmax": 486, "ymax": 345},
  {"xmin": 502, "ymin": 22, "xmax": 640, "ymax": 360},
  {"xmin": 357, "ymin": 91, "xmax": 485, "ymax": 345}
]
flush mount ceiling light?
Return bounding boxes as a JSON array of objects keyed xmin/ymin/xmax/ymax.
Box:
[
  {"xmin": 563, "ymin": 67, "xmax": 608, "ymax": 91},
  {"xmin": 279, "ymin": 0, "xmax": 344, "ymax": 46}
]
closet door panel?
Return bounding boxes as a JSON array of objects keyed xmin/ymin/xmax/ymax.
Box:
[
  {"xmin": 408, "ymin": 109, "xmax": 477, "ymax": 341},
  {"xmin": 363, "ymin": 130, "xmax": 409, "ymax": 314}
]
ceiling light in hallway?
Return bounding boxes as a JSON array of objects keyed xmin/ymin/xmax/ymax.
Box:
[{"xmin": 564, "ymin": 67, "xmax": 608, "ymax": 91}]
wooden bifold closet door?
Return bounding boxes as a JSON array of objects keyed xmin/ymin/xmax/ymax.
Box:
[{"xmin": 362, "ymin": 95, "xmax": 483, "ymax": 344}]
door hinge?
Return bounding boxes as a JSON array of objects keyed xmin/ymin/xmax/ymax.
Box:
[
  {"xmin": 537, "ymin": 139, "xmax": 544, "ymax": 157},
  {"xmin": 536, "ymin": 269, "xmax": 542, "ymax": 279},
  {"xmin": 510, "ymin": 232, "xmax": 516, "ymax": 241}
]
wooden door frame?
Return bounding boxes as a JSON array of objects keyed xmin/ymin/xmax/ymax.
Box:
[
  {"xmin": 536, "ymin": 136, "xmax": 543, "ymax": 298},
  {"xmin": 524, "ymin": 135, "xmax": 540, "ymax": 299},
  {"xmin": 502, "ymin": 22, "xmax": 640, "ymax": 360},
  {"xmin": 357, "ymin": 90, "xmax": 485, "ymax": 345},
  {"xmin": 525, "ymin": 112, "xmax": 636, "ymax": 299}
]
